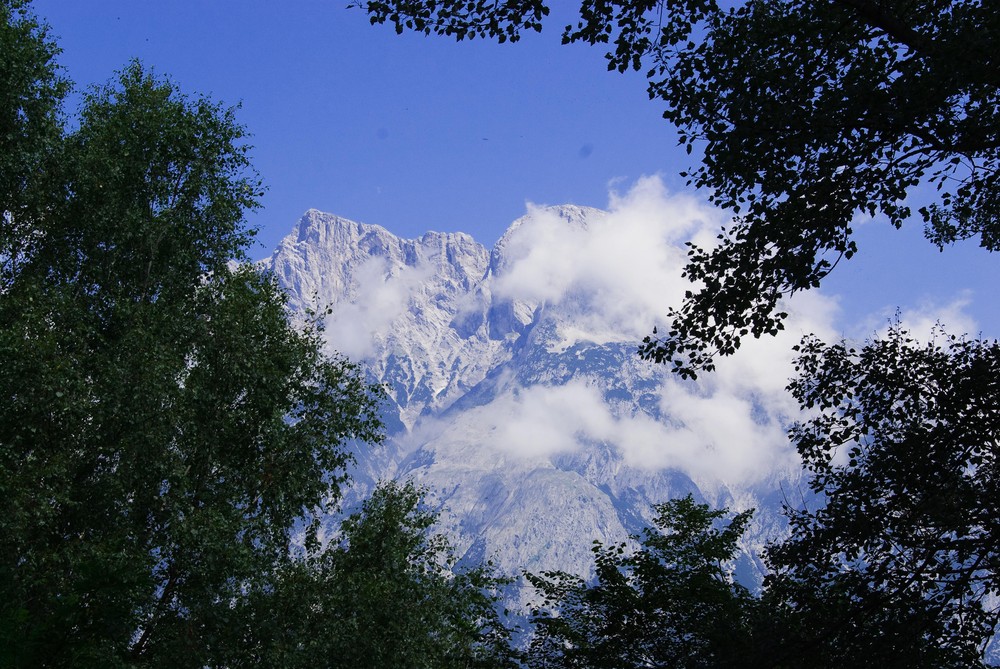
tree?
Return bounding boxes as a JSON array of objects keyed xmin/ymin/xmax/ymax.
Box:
[
  {"xmin": 0, "ymin": 0, "xmax": 66, "ymax": 277},
  {"xmin": 0, "ymin": 3, "xmax": 384, "ymax": 666},
  {"xmin": 355, "ymin": 0, "xmax": 999, "ymax": 376},
  {"xmin": 525, "ymin": 495, "xmax": 758, "ymax": 669},
  {"xmin": 762, "ymin": 324, "xmax": 1000, "ymax": 667},
  {"xmin": 235, "ymin": 480, "xmax": 521, "ymax": 669}
]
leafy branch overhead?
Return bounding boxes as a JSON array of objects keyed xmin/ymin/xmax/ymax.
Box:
[{"xmin": 357, "ymin": 0, "xmax": 1000, "ymax": 377}]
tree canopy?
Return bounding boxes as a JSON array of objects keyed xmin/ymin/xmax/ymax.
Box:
[
  {"xmin": 526, "ymin": 495, "xmax": 758, "ymax": 669},
  {"xmin": 0, "ymin": 2, "xmax": 386, "ymax": 665},
  {"xmin": 762, "ymin": 324, "xmax": 1000, "ymax": 667},
  {"xmin": 356, "ymin": 0, "xmax": 1000, "ymax": 376},
  {"xmin": 0, "ymin": 3, "xmax": 533, "ymax": 666},
  {"xmin": 236, "ymin": 480, "xmax": 521, "ymax": 669}
]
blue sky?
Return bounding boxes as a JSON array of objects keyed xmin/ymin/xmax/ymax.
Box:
[
  {"xmin": 34, "ymin": 0, "xmax": 1000, "ymax": 338},
  {"xmin": 38, "ymin": 1, "xmax": 680, "ymax": 251}
]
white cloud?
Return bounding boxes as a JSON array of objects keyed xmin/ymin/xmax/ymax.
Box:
[
  {"xmin": 490, "ymin": 381, "xmax": 614, "ymax": 459},
  {"xmin": 854, "ymin": 292, "xmax": 980, "ymax": 343},
  {"xmin": 650, "ymin": 379, "xmax": 799, "ymax": 485},
  {"xmin": 416, "ymin": 368, "xmax": 804, "ymax": 487},
  {"xmin": 492, "ymin": 176, "xmax": 725, "ymax": 343},
  {"xmin": 403, "ymin": 295, "xmax": 841, "ymax": 487},
  {"xmin": 392, "ymin": 177, "xmax": 845, "ymax": 487},
  {"xmin": 323, "ymin": 256, "xmax": 430, "ymax": 359}
]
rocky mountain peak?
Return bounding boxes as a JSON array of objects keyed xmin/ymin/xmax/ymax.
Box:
[{"xmin": 264, "ymin": 205, "xmax": 804, "ymax": 606}]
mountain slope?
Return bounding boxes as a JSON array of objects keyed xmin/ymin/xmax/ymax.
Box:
[{"xmin": 264, "ymin": 194, "xmax": 822, "ymax": 602}]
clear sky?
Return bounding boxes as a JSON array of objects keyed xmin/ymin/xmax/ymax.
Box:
[{"xmin": 32, "ymin": 0, "xmax": 1000, "ymax": 338}]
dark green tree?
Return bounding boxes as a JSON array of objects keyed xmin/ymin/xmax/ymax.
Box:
[
  {"xmin": 762, "ymin": 324, "xmax": 1000, "ymax": 667},
  {"xmin": 0, "ymin": 3, "xmax": 384, "ymax": 666},
  {"xmin": 234, "ymin": 480, "xmax": 520, "ymax": 669},
  {"xmin": 525, "ymin": 495, "xmax": 758, "ymax": 669},
  {"xmin": 0, "ymin": 0, "xmax": 66, "ymax": 277},
  {"xmin": 355, "ymin": 0, "xmax": 999, "ymax": 376}
]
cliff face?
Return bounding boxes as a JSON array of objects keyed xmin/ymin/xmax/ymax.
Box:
[
  {"xmin": 265, "ymin": 205, "xmax": 806, "ymax": 599},
  {"xmin": 270, "ymin": 208, "xmax": 516, "ymax": 429}
]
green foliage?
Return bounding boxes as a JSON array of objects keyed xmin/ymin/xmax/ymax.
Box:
[
  {"xmin": 355, "ymin": 0, "xmax": 550, "ymax": 43},
  {"xmin": 0, "ymin": 0, "xmax": 67, "ymax": 275},
  {"xmin": 634, "ymin": 0, "xmax": 1000, "ymax": 376},
  {"xmin": 0, "ymin": 3, "xmax": 385, "ymax": 666},
  {"xmin": 526, "ymin": 495, "xmax": 757, "ymax": 668},
  {"xmin": 233, "ymin": 480, "xmax": 521, "ymax": 669},
  {"xmin": 762, "ymin": 324, "xmax": 1000, "ymax": 667},
  {"xmin": 356, "ymin": 0, "xmax": 1000, "ymax": 377}
]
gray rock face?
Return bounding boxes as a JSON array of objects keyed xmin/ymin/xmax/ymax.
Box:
[
  {"xmin": 269, "ymin": 209, "xmax": 510, "ymax": 429},
  {"xmin": 265, "ymin": 206, "xmax": 806, "ymax": 605}
]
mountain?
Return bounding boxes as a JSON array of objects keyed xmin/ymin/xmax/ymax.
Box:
[{"xmin": 264, "ymin": 202, "xmax": 814, "ymax": 607}]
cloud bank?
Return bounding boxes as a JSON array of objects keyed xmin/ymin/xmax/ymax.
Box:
[
  {"xmin": 493, "ymin": 176, "xmax": 724, "ymax": 343},
  {"xmin": 442, "ymin": 376, "xmax": 801, "ymax": 486}
]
